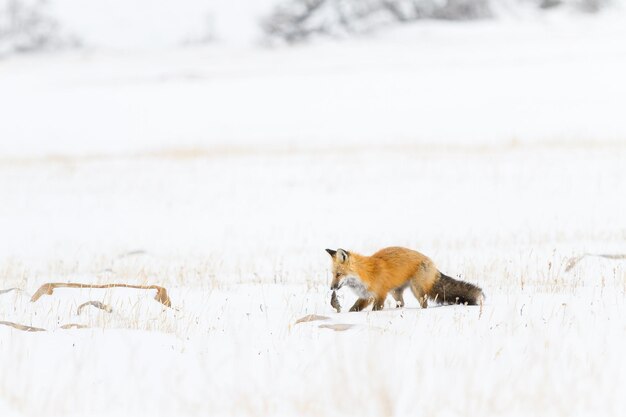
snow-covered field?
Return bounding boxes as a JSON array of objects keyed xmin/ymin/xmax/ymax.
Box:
[{"xmin": 1, "ymin": 6, "xmax": 626, "ymax": 417}]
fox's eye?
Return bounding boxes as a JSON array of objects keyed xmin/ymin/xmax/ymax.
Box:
[{"xmin": 335, "ymin": 273, "xmax": 340, "ymax": 278}]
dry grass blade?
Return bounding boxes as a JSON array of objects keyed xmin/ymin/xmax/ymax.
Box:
[
  {"xmin": 117, "ymin": 250, "xmax": 147, "ymax": 259},
  {"xmin": 295, "ymin": 314, "xmax": 329, "ymax": 324},
  {"xmin": 31, "ymin": 283, "xmax": 172, "ymax": 307},
  {"xmin": 319, "ymin": 323, "xmax": 354, "ymax": 331},
  {"xmin": 330, "ymin": 290, "xmax": 341, "ymax": 313},
  {"xmin": 597, "ymin": 254, "xmax": 626, "ymax": 260},
  {"xmin": 565, "ymin": 253, "xmax": 626, "ymax": 272},
  {"xmin": 60, "ymin": 323, "xmax": 89, "ymax": 330},
  {"xmin": 0, "ymin": 321, "xmax": 46, "ymax": 332},
  {"xmin": 77, "ymin": 301, "xmax": 113, "ymax": 315},
  {"xmin": 0, "ymin": 288, "xmax": 21, "ymax": 295},
  {"xmin": 564, "ymin": 254, "xmax": 586, "ymax": 272}
]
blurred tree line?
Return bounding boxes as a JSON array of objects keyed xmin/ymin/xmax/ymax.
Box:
[
  {"xmin": 0, "ymin": 0, "xmax": 612, "ymax": 55},
  {"xmin": 0, "ymin": 0, "xmax": 77, "ymax": 56},
  {"xmin": 263, "ymin": 0, "xmax": 611, "ymax": 42}
]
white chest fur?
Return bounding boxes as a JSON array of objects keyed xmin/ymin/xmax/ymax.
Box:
[{"xmin": 342, "ymin": 276, "xmax": 373, "ymax": 299}]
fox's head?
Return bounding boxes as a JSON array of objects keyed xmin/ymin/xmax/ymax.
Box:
[{"xmin": 326, "ymin": 248, "xmax": 351, "ymax": 290}]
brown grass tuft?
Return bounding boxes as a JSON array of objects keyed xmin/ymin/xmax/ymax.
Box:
[
  {"xmin": 0, "ymin": 321, "xmax": 46, "ymax": 332},
  {"xmin": 31, "ymin": 282, "xmax": 172, "ymax": 307}
]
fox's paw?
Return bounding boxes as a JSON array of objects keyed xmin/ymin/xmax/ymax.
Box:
[{"xmin": 349, "ymin": 298, "xmax": 371, "ymax": 312}]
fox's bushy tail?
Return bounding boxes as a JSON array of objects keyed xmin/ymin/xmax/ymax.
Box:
[{"xmin": 429, "ymin": 272, "xmax": 485, "ymax": 305}]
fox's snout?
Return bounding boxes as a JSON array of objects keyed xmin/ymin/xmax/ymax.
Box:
[{"xmin": 330, "ymin": 277, "xmax": 342, "ymax": 290}]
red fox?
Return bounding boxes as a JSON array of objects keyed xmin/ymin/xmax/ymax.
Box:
[{"xmin": 326, "ymin": 247, "xmax": 484, "ymax": 312}]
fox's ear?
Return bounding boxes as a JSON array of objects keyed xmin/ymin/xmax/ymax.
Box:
[
  {"xmin": 325, "ymin": 248, "xmax": 337, "ymax": 257},
  {"xmin": 336, "ymin": 249, "xmax": 349, "ymax": 263}
]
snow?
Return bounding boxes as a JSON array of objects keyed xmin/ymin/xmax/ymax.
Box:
[
  {"xmin": 48, "ymin": 0, "xmax": 277, "ymax": 48},
  {"xmin": 1, "ymin": 4, "xmax": 626, "ymax": 417},
  {"xmin": 2, "ymin": 11, "xmax": 626, "ymax": 157}
]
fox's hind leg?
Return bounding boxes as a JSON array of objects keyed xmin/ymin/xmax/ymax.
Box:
[
  {"xmin": 391, "ymin": 287, "xmax": 405, "ymax": 308},
  {"xmin": 349, "ymin": 298, "xmax": 372, "ymax": 312},
  {"xmin": 409, "ymin": 280, "xmax": 428, "ymax": 309}
]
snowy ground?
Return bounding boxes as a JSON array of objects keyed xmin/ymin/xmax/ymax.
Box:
[{"xmin": 1, "ymin": 9, "xmax": 626, "ymax": 417}]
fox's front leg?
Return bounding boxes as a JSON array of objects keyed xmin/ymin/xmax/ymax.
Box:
[
  {"xmin": 372, "ymin": 293, "xmax": 388, "ymax": 311},
  {"xmin": 349, "ymin": 298, "xmax": 372, "ymax": 312}
]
